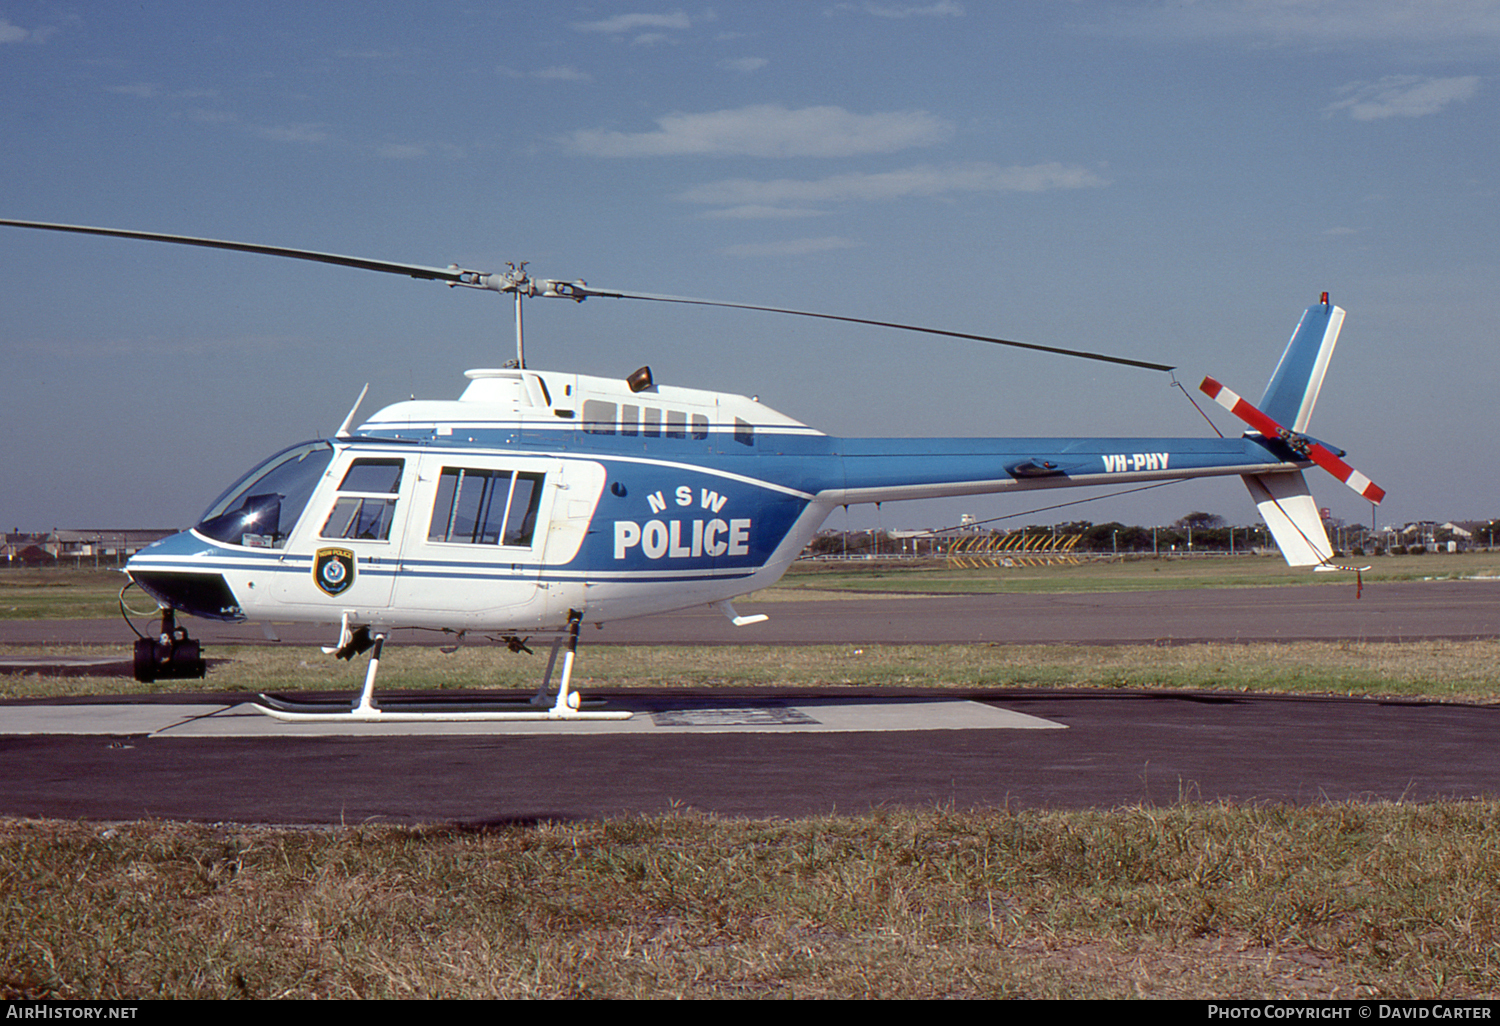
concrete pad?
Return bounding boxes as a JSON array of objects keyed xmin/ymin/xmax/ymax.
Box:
[
  {"xmin": 0, "ymin": 699, "xmax": 1065, "ymax": 737},
  {"xmin": 0, "ymin": 703, "xmax": 233, "ymax": 735},
  {"xmin": 161, "ymin": 699, "xmax": 1064, "ymax": 736}
]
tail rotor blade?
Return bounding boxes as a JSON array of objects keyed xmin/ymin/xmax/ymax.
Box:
[
  {"xmin": 1302, "ymin": 443, "xmax": 1386, "ymax": 505},
  {"xmin": 1201, "ymin": 376, "xmax": 1384, "ymax": 504}
]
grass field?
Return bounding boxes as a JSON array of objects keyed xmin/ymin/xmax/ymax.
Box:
[
  {"xmin": 3, "ymin": 557, "xmax": 1498, "ymax": 999},
  {"xmin": 771, "ymin": 551, "xmax": 1500, "ymax": 595},
  {"xmin": 4, "ymin": 554, "xmax": 1498, "ymax": 703},
  {"xmin": 4, "ymin": 551, "xmax": 1498, "ymax": 619},
  {"xmin": 3, "ymin": 639, "xmax": 1499, "ymax": 704},
  {"xmin": 4, "ymin": 804, "xmax": 1498, "ymax": 999}
]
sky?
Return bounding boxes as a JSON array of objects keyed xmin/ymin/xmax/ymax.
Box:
[{"xmin": 2, "ymin": 1, "xmax": 1496, "ymax": 537}]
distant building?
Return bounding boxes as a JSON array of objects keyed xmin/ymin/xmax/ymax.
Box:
[{"xmin": 2, "ymin": 529, "xmax": 176, "ymax": 566}]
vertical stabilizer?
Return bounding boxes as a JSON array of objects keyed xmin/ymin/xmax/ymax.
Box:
[
  {"xmin": 1244, "ymin": 471, "xmax": 1333, "ymax": 567},
  {"xmin": 1258, "ymin": 299, "xmax": 1344, "ymax": 434}
]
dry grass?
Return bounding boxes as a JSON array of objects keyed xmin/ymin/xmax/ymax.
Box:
[
  {"xmin": 770, "ymin": 551, "xmax": 1500, "ymax": 595},
  {"xmin": 3, "ymin": 804, "xmax": 1497, "ymax": 999},
  {"xmin": 5, "ymin": 553, "xmax": 1498, "ymax": 620},
  {"xmin": 4, "ymin": 564, "xmax": 1497, "ymax": 999},
  {"xmin": 4, "ymin": 638, "xmax": 1498, "ymax": 703}
]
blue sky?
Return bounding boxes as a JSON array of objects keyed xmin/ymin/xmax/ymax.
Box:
[{"xmin": 2, "ymin": 1, "xmax": 1495, "ymax": 536}]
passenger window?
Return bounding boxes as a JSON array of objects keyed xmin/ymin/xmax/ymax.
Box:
[
  {"xmin": 691, "ymin": 414, "xmax": 709, "ymax": 440},
  {"xmin": 734, "ymin": 418, "xmax": 755, "ymax": 447},
  {"xmin": 583, "ymin": 400, "xmax": 616, "ymax": 435},
  {"xmin": 503, "ymin": 473, "xmax": 545, "ymax": 546},
  {"xmin": 620, "ymin": 404, "xmax": 639, "ymax": 437},
  {"xmin": 641, "ymin": 407, "xmax": 661, "ymax": 438},
  {"xmin": 666, "ymin": 411, "xmax": 686, "ymax": 439},
  {"xmin": 429, "ymin": 468, "xmax": 546, "ymax": 547}
]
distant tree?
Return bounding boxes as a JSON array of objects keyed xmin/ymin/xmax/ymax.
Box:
[
  {"xmin": 806, "ymin": 533, "xmax": 844, "ymax": 557},
  {"xmin": 1081, "ymin": 522, "xmax": 1121, "ymax": 550},
  {"xmin": 1174, "ymin": 511, "xmax": 1225, "ymax": 530}
]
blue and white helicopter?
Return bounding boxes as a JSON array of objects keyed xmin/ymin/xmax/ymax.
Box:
[{"xmin": 1, "ymin": 219, "xmax": 1383, "ymax": 722}]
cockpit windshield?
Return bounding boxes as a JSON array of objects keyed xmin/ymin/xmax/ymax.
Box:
[{"xmin": 195, "ymin": 441, "xmax": 334, "ymax": 548}]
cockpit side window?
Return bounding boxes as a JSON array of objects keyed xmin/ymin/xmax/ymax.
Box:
[
  {"xmin": 339, "ymin": 459, "xmax": 402, "ymax": 494},
  {"xmin": 320, "ymin": 458, "xmax": 405, "ymax": 541},
  {"xmin": 195, "ymin": 441, "xmax": 335, "ymax": 548}
]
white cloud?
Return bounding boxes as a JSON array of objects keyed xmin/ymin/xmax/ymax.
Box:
[
  {"xmin": 534, "ymin": 65, "xmax": 593, "ymax": 82},
  {"xmin": 678, "ymin": 162, "xmax": 1108, "ymax": 213},
  {"xmin": 1325, "ymin": 75, "xmax": 1480, "ymax": 120},
  {"xmin": 375, "ymin": 140, "xmax": 464, "ymax": 161},
  {"xmin": 572, "ymin": 12, "xmax": 692, "ymax": 34},
  {"xmin": 498, "ymin": 64, "xmax": 594, "ymax": 81},
  {"xmin": 108, "ymin": 83, "xmax": 162, "ymax": 99},
  {"xmin": 187, "ymin": 108, "xmax": 238, "ymax": 125},
  {"xmin": 251, "ymin": 123, "xmax": 329, "ymax": 144},
  {"xmin": 0, "ymin": 16, "xmax": 56, "ymax": 43},
  {"xmin": 853, "ymin": 1, "xmax": 964, "ymax": 18},
  {"xmin": 560, "ymin": 104, "xmax": 952, "ymax": 158},
  {"xmin": 718, "ymin": 57, "xmax": 768, "ymax": 73},
  {"xmin": 702, "ymin": 205, "xmax": 828, "ymax": 220},
  {"xmin": 111, "ymin": 84, "xmax": 219, "ymax": 101},
  {"xmin": 1099, "ymin": 0, "xmax": 1500, "ymax": 47},
  {"xmin": 376, "ymin": 142, "xmax": 428, "ymax": 160},
  {"xmin": 719, "ymin": 236, "xmax": 861, "ymax": 257},
  {"xmin": 177, "ymin": 105, "xmax": 327, "ymax": 144}
]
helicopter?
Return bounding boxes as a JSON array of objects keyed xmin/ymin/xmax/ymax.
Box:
[{"xmin": 0, "ymin": 219, "xmax": 1383, "ymax": 722}]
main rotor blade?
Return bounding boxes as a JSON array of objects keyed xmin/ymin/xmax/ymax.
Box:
[
  {"xmin": 0, "ymin": 219, "xmax": 470, "ymax": 283},
  {"xmin": 2, "ymin": 219, "xmax": 1174, "ymax": 371},
  {"xmin": 566, "ymin": 286, "xmax": 1175, "ymax": 372}
]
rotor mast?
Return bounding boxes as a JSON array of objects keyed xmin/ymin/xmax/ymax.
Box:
[{"xmin": 447, "ymin": 260, "xmax": 591, "ymax": 370}]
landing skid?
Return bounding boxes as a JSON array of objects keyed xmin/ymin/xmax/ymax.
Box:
[{"xmin": 250, "ymin": 610, "xmax": 631, "ymax": 722}]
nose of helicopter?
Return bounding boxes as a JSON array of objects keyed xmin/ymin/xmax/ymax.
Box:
[{"xmin": 126, "ymin": 532, "xmax": 247, "ymax": 622}]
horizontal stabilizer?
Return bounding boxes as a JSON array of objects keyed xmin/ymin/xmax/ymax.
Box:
[{"xmin": 1243, "ymin": 471, "xmax": 1333, "ymax": 567}]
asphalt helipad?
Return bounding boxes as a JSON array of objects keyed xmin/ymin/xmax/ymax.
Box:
[{"xmin": 2, "ymin": 580, "xmax": 1496, "ymax": 823}]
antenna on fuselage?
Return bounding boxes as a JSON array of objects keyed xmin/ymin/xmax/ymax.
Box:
[{"xmin": 335, "ymin": 383, "xmax": 370, "ymax": 438}]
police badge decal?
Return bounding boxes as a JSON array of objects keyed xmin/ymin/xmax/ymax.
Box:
[{"xmin": 313, "ymin": 547, "xmax": 356, "ymax": 596}]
